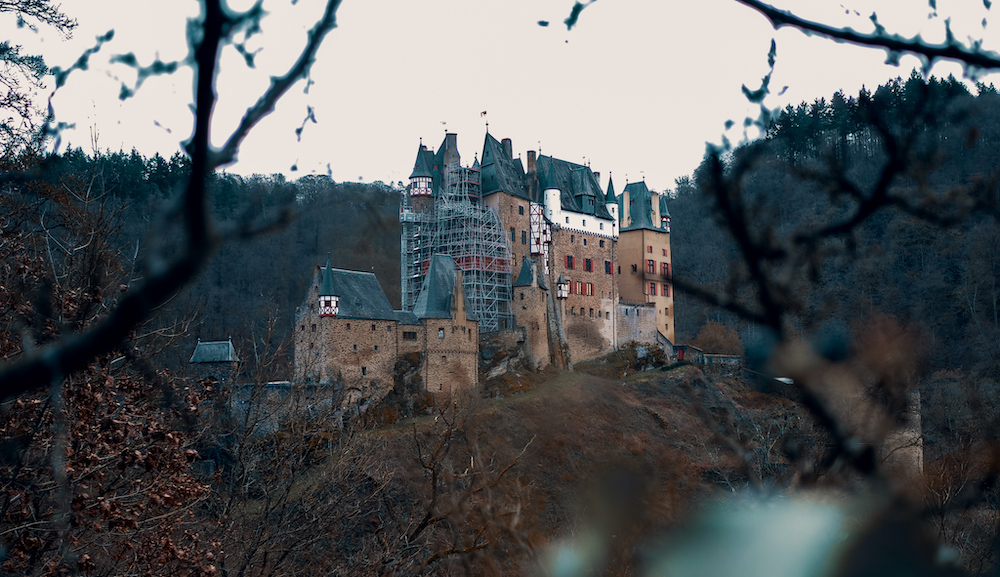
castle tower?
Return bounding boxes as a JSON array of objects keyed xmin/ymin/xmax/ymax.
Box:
[{"xmin": 318, "ymin": 253, "xmax": 339, "ymax": 317}]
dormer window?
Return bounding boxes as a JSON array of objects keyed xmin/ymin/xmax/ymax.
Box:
[{"xmin": 318, "ymin": 295, "xmax": 338, "ymax": 317}]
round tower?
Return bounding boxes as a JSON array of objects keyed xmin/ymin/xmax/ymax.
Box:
[{"xmin": 409, "ymin": 142, "xmax": 434, "ymax": 213}]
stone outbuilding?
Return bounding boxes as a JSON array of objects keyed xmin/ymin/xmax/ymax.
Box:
[{"xmin": 294, "ymin": 254, "xmax": 479, "ymax": 405}]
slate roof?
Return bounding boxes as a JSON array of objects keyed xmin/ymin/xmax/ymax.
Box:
[
  {"xmin": 659, "ymin": 193, "xmax": 671, "ymax": 219},
  {"xmin": 393, "ymin": 310, "xmax": 421, "ymax": 325},
  {"xmin": 535, "ymin": 155, "xmax": 614, "ymax": 220},
  {"xmin": 319, "ymin": 253, "xmax": 334, "ymax": 296},
  {"xmin": 319, "ymin": 266, "xmax": 398, "ymax": 321},
  {"xmin": 409, "ymin": 144, "xmax": 434, "ymax": 179},
  {"xmin": 512, "ymin": 258, "xmax": 547, "ymax": 290},
  {"xmin": 480, "ymin": 133, "xmax": 529, "ymax": 200},
  {"xmin": 412, "ymin": 254, "xmax": 477, "ymax": 321},
  {"xmin": 190, "ymin": 338, "xmax": 239, "ymax": 363},
  {"xmin": 621, "ymin": 181, "xmax": 668, "ymax": 232},
  {"xmin": 605, "ymin": 174, "xmax": 616, "ymax": 204}
]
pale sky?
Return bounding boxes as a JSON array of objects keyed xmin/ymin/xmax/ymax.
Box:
[{"xmin": 8, "ymin": 0, "xmax": 1000, "ymax": 193}]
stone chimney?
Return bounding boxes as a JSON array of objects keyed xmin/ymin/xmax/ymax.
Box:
[
  {"xmin": 443, "ymin": 133, "xmax": 460, "ymax": 167},
  {"xmin": 527, "ymin": 150, "xmax": 536, "ymax": 174},
  {"xmin": 502, "ymin": 138, "xmax": 513, "ymax": 159}
]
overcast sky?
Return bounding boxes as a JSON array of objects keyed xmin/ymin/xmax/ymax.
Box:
[{"xmin": 10, "ymin": 0, "xmax": 1000, "ymax": 192}]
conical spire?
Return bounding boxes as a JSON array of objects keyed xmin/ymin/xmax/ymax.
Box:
[
  {"xmin": 319, "ymin": 253, "xmax": 334, "ymax": 296},
  {"xmin": 409, "ymin": 143, "xmax": 433, "ymax": 179},
  {"xmin": 605, "ymin": 173, "xmax": 616, "ymax": 203}
]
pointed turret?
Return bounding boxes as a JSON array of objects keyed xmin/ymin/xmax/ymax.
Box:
[
  {"xmin": 605, "ymin": 173, "xmax": 619, "ymax": 226},
  {"xmin": 318, "ymin": 253, "xmax": 339, "ymax": 317},
  {"xmin": 409, "ymin": 142, "xmax": 433, "ymax": 197},
  {"xmin": 659, "ymin": 194, "xmax": 671, "ymax": 232}
]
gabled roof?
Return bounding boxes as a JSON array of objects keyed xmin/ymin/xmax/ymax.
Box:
[
  {"xmin": 535, "ymin": 155, "xmax": 614, "ymax": 220},
  {"xmin": 622, "ymin": 181, "xmax": 663, "ymax": 232},
  {"xmin": 190, "ymin": 338, "xmax": 239, "ymax": 363},
  {"xmin": 512, "ymin": 257, "xmax": 548, "ymax": 290},
  {"xmin": 412, "ymin": 254, "xmax": 477, "ymax": 321},
  {"xmin": 318, "ymin": 266, "xmax": 397, "ymax": 320},
  {"xmin": 480, "ymin": 133, "xmax": 529, "ymax": 199}
]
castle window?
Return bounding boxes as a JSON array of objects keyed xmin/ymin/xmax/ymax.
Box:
[
  {"xmin": 661, "ymin": 262, "xmax": 670, "ymax": 276},
  {"xmin": 589, "ymin": 308, "xmax": 593, "ymax": 317},
  {"xmin": 598, "ymin": 311, "xmax": 602, "ymax": 318},
  {"xmin": 438, "ymin": 328, "xmax": 445, "ymax": 339},
  {"xmin": 309, "ymin": 342, "xmax": 314, "ymax": 349},
  {"xmin": 520, "ymin": 292, "xmax": 524, "ymax": 300},
  {"xmin": 649, "ymin": 282, "xmax": 657, "ymax": 296},
  {"xmin": 571, "ymin": 307, "xmax": 575, "ymax": 315},
  {"xmin": 662, "ymin": 248, "xmax": 668, "ymax": 256},
  {"xmin": 442, "ymin": 355, "xmax": 447, "ymax": 362},
  {"xmin": 519, "ymin": 205, "xmax": 524, "ymax": 215},
  {"xmin": 565, "ymin": 255, "xmax": 574, "ymax": 269},
  {"xmin": 362, "ymin": 367, "xmax": 367, "ymax": 376},
  {"xmin": 374, "ymin": 345, "xmax": 379, "ymax": 352},
  {"xmin": 511, "ymin": 227, "xmax": 515, "ymax": 241},
  {"xmin": 585, "ymin": 282, "xmax": 593, "ymax": 296},
  {"xmin": 371, "ymin": 324, "xmax": 376, "ymax": 331},
  {"xmin": 605, "ymin": 261, "xmax": 612, "ymax": 274},
  {"xmin": 353, "ymin": 344, "xmax": 357, "ymax": 351},
  {"xmin": 571, "ymin": 234, "xmax": 575, "ymax": 243},
  {"xmin": 576, "ymin": 281, "xmax": 583, "ymax": 294},
  {"xmin": 647, "ymin": 246, "xmax": 653, "ymax": 253},
  {"xmin": 600, "ymin": 240, "xmax": 605, "ymax": 247},
  {"xmin": 387, "ymin": 325, "xmax": 392, "ymax": 331},
  {"xmin": 346, "ymin": 323, "xmax": 350, "ymax": 330},
  {"xmin": 582, "ymin": 219, "xmax": 586, "ymax": 227},
  {"xmin": 583, "ymin": 238, "xmax": 587, "ymax": 246},
  {"xmin": 521, "ymin": 230, "xmax": 527, "ymax": 245},
  {"xmin": 311, "ymin": 324, "xmax": 316, "ymax": 332},
  {"xmin": 631, "ymin": 264, "xmax": 638, "ymax": 273},
  {"xmin": 647, "ymin": 260, "xmax": 655, "ymax": 274},
  {"xmin": 618, "ymin": 265, "xmax": 621, "ymax": 274},
  {"xmin": 403, "ymin": 331, "xmax": 417, "ymax": 341},
  {"xmin": 664, "ymin": 284, "xmax": 671, "ymax": 297},
  {"xmin": 565, "ymin": 216, "xmax": 569, "ymax": 224},
  {"xmin": 585, "ymin": 258, "xmax": 592, "ymax": 272},
  {"xmin": 300, "ymin": 325, "xmax": 304, "ymax": 331}
]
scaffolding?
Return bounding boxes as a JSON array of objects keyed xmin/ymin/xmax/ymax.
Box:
[{"xmin": 400, "ymin": 164, "xmax": 514, "ymax": 331}]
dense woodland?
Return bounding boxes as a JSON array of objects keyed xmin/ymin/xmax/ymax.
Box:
[
  {"xmin": 5, "ymin": 60, "xmax": 1000, "ymax": 573},
  {"xmin": 673, "ymin": 71, "xmax": 1000, "ymax": 379}
]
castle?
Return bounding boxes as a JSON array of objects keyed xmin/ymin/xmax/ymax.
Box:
[{"xmin": 294, "ymin": 131, "xmax": 674, "ymax": 400}]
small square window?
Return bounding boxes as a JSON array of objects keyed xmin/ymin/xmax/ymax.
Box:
[
  {"xmin": 387, "ymin": 325, "xmax": 392, "ymax": 331},
  {"xmin": 438, "ymin": 328, "xmax": 445, "ymax": 339},
  {"xmin": 600, "ymin": 240, "xmax": 605, "ymax": 248}
]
